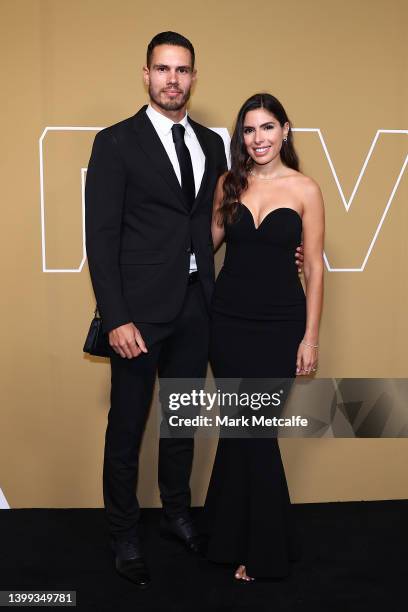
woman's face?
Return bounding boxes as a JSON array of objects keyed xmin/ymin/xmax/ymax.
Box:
[{"xmin": 243, "ymin": 108, "xmax": 289, "ymax": 165}]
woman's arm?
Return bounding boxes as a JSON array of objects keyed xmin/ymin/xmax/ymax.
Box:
[
  {"xmin": 296, "ymin": 178, "xmax": 325, "ymax": 375},
  {"xmin": 211, "ymin": 173, "xmax": 227, "ymax": 251}
]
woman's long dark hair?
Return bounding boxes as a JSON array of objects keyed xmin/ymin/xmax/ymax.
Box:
[{"xmin": 218, "ymin": 93, "xmax": 300, "ymax": 225}]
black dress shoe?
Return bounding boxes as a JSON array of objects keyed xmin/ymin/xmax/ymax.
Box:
[
  {"xmin": 111, "ymin": 538, "xmax": 151, "ymax": 589},
  {"xmin": 159, "ymin": 514, "xmax": 203, "ymax": 555}
]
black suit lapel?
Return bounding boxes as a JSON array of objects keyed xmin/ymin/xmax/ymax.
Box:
[
  {"xmin": 188, "ymin": 118, "xmax": 210, "ymax": 214},
  {"xmin": 132, "ymin": 106, "xmax": 187, "ymax": 210}
]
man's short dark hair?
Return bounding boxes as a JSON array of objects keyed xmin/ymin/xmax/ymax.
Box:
[{"xmin": 146, "ymin": 31, "xmax": 195, "ymax": 68}]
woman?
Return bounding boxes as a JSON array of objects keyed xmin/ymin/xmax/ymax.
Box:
[{"xmin": 203, "ymin": 93, "xmax": 324, "ymax": 581}]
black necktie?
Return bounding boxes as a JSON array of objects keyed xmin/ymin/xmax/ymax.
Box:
[{"xmin": 171, "ymin": 124, "xmax": 195, "ymax": 211}]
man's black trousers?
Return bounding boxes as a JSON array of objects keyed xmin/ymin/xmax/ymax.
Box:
[{"xmin": 103, "ymin": 281, "xmax": 210, "ymax": 541}]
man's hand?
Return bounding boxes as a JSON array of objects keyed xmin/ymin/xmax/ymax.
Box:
[
  {"xmin": 295, "ymin": 243, "xmax": 304, "ymax": 273},
  {"xmin": 109, "ymin": 322, "xmax": 148, "ymax": 359}
]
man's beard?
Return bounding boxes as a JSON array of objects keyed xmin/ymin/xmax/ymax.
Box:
[{"xmin": 149, "ymin": 85, "xmax": 191, "ymax": 111}]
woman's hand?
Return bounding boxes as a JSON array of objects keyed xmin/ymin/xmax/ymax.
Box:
[{"xmin": 296, "ymin": 342, "xmax": 318, "ymax": 375}]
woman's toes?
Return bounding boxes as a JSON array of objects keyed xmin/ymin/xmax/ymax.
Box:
[{"xmin": 242, "ymin": 567, "xmax": 255, "ymax": 581}]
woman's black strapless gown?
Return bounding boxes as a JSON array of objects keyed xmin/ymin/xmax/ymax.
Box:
[{"xmin": 203, "ymin": 204, "xmax": 306, "ymax": 578}]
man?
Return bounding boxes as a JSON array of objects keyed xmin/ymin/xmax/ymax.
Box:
[
  {"xmin": 85, "ymin": 31, "xmax": 227, "ymax": 588},
  {"xmin": 86, "ymin": 31, "xmax": 303, "ymax": 588}
]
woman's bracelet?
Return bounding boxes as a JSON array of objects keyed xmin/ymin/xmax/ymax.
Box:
[{"xmin": 301, "ymin": 340, "xmax": 319, "ymax": 349}]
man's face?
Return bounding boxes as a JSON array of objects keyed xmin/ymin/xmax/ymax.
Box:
[{"xmin": 143, "ymin": 44, "xmax": 196, "ymax": 112}]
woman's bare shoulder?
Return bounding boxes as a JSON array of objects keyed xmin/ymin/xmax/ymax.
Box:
[
  {"xmin": 289, "ymin": 170, "xmax": 320, "ymax": 189},
  {"xmin": 289, "ymin": 171, "xmax": 323, "ymax": 201}
]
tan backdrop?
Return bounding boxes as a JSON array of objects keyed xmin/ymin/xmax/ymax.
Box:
[{"xmin": 0, "ymin": 0, "xmax": 407, "ymax": 508}]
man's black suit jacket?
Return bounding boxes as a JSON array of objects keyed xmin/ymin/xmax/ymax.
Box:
[{"xmin": 85, "ymin": 105, "xmax": 228, "ymax": 333}]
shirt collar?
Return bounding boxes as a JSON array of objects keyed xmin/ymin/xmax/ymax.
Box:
[{"xmin": 146, "ymin": 103, "xmax": 194, "ymax": 138}]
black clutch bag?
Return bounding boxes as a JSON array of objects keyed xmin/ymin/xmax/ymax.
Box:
[{"xmin": 83, "ymin": 306, "xmax": 110, "ymax": 357}]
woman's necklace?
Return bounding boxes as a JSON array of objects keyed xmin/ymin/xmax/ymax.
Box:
[{"xmin": 249, "ymin": 169, "xmax": 283, "ymax": 181}]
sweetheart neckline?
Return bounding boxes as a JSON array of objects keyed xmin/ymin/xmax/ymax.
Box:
[{"xmin": 239, "ymin": 202, "xmax": 302, "ymax": 231}]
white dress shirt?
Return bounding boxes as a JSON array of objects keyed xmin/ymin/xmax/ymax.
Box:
[{"xmin": 145, "ymin": 104, "xmax": 206, "ymax": 272}]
